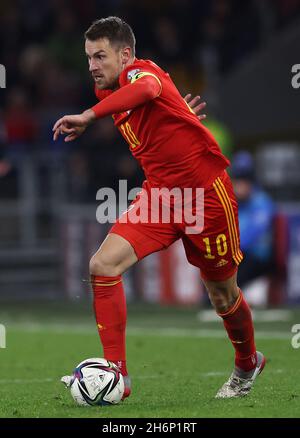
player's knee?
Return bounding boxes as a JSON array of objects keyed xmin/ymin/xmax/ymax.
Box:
[
  {"xmin": 207, "ymin": 284, "xmax": 239, "ymax": 313},
  {"xmin": 89, "ymin": 253, "xmax": 122, "ymax": 277}
]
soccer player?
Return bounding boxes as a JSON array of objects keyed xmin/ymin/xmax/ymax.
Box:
[{"xmin": 55, "ymin": 17, "xmax": 265, "ymax": 399}]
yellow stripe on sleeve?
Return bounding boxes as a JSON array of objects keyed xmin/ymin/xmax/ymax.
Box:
[{"xmin": 130, "ymin": 71, "xmax": 162, "ymax": 96}]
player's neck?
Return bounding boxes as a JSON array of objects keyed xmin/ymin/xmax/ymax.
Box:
[
  {"xmin": 111, "ymin": 57, "xmax": 136, "ymax": 91},
  {"xmin": 123, "ymin": 56, "xmax": 136, "ymax": 70}
]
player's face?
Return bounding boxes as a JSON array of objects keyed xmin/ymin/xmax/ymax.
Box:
[{"xmin": 85, "ymin": 38, "xmax": 127, "ymax": 90}]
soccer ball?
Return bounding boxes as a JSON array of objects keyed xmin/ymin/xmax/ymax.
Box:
[{"xmin": 65, "ymin": 358, "xmax": 124, "ymax": 406}]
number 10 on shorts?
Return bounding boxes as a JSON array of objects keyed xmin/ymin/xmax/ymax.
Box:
[{"xmin": 203, "ymin": 234, "xmax": 228, "ymax": 259}]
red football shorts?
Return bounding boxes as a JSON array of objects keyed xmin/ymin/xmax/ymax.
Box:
[{"xmin": 109, "ymin": 170, "xmax": 243, "ymax": 281}]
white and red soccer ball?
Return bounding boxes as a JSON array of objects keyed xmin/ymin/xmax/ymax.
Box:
[{"xmin": 62, "ymin": 358, "xmax": 124, "ymax": 406}]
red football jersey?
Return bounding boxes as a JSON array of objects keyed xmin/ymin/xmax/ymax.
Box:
[{"xmin": 95, "ymin": 59, "xmax": 229, "ymax": 189}]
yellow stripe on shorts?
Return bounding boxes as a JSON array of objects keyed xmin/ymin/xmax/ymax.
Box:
[{"xmin": 213, "ymin": 178, "xmax": 243, "ymax": 265}]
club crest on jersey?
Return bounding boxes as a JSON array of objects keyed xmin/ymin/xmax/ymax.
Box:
[{"xmin": 127, "ymin": 68, "xmax": 140, "ymax": 81}]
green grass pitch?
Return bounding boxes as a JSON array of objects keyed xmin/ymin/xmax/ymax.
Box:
[{"xmin": 0, "ymin": 301, "xmax": 299, "ymax": 418}]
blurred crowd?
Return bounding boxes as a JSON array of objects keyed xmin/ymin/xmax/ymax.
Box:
[{"xmin": 1, "ymin": 0, "xmax": 300, "ymax": 201}]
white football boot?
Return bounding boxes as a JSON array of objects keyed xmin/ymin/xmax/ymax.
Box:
[
  {"xmin": 215, "ymin": 351, "xmax": 266, "ymax": 399},
  {"xmin": 121, "ymin": 375, "xmax": 131, "ymax": 400},
  {"xmin": 61, "ymin": 375, "xmax": 73, "ymax": 387}
]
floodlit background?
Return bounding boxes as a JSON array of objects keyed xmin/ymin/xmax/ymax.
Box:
[
  {"xmin": 1, "ymin": 0, "xmax": 300, "ymax": 306},
  {"xmin": 1, "ymin": 0, "xmax": 300, "ymax": 419}
]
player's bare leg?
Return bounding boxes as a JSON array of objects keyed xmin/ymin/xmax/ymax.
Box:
[
  {"xmin": 89, "ymin": 233, "xmax": 138, "ymax": 399},
  {"xmin": 202, "ymin": 272, "xmax": 239, "ymax": 314},
  {"xmin": 90, "ymin": 232, "xmax": 138, "ymax": 277},
  {"xmin": 202, "ymin": 272, "xmax": 266, "ymax": 398}
]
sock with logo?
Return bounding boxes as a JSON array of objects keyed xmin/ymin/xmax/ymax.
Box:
[
  {"xmin": 91, "ymin": 274, "xmax": 128, "ymax": 376},
  {"xmin": 218, "ymin": 290, "xmax": 257, "ymax": 371}
]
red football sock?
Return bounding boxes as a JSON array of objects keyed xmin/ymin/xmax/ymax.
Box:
[
  {"xmin": 91, "ymin": 274, "xmax": 128, "ymax": 376},
  {"xmin": 218, "ymin": 290, "xmax": 257, "ymax": 371}
]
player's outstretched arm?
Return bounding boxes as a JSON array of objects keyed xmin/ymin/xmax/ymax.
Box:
[
  {"xmin": 53, "ymin": 75, "xmax": 160, "ymax": 142},
  {"xmin": 91, "ymin": 75, "xmax": 160, "ymax": 119},
  {"xmin": 53, "ymin": 109, "xmax": 95, "ymax": 142},
  {"xmin": 184, "ymin": 94, "xmax": 206, "ymax": 121}
]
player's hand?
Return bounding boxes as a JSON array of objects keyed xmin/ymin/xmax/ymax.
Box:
[
  {"xmin": 184, "ymin": 94, "xmax": 206, "ymax": 121},
  {"xmin": 52, "ymin": 109, "xmax": 96, "ymax": 142}
]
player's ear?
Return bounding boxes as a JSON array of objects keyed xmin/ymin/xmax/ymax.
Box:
[{"xmin": 121, "ymin": 47, "xmax": 131, "ymax": 65}]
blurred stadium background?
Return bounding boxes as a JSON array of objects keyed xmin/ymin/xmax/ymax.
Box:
[
  {"xmin": 1, "ymin": 0, "xmax": 300, "ymax": 308},
  {"xmin": 1, "ymin": 0, "xmax": 300, "ymax": 419}
]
